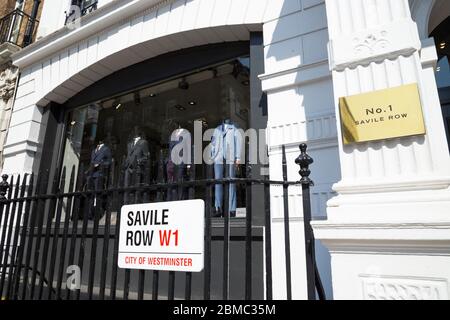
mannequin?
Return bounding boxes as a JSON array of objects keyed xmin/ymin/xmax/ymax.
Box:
[
  {"xmin": 86, "ymin": 138, "xmax": 112, "ymax": 219},
  {"xmin": 166, "ymin": 122, "xmax": 191, "ymax": 200},
  {"xmin": 123, "ymin": 126, "xmax": 150, "ymax": 196},
  {"xmin": 210, "ymin": 118, "xmax": 242, "ymax": 217}
]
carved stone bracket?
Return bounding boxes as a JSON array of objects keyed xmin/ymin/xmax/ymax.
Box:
[
  {"xmin": 353, "ymin": 31, "xmax": 390, "ymax": 56},
  {"xmin": 329, "ymin": 20, "xmax": 421, "ymax": 71},
  {"xmin": 0, "ymin": 66, "xmax": 18, "ymax": 102}
]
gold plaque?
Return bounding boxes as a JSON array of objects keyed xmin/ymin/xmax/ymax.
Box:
[{"xmin": 339, "ymin": 83, "xmax": 426, "ymax": 145}]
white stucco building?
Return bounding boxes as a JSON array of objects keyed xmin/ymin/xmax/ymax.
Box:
[{"xmin": 2, "ymin": 0, "xmax": 450, "ymax": 300}]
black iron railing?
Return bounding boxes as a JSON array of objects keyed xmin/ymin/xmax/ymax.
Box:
[
  {"xmin": 0, "ymin": 9, "xmax": 39, "ymax": 48},
  {"xmin": 0, "ymin": 144, "xmax": 325, "ymax": 300}
]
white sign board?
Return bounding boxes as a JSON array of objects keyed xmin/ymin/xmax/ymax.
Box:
[{"xmin": 118, "ymin": 199, "xmax": 204, "ymax": 272}]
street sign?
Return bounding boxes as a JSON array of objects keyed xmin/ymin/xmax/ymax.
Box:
[{"xmin": 118, "ymin": 199, "xmax": 205, "ymax": 272}]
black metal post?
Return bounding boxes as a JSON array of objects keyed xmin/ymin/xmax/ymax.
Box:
[
  {"xmin": 281, "ymin": 145, "xmax": 292, "ymax": 300},
  {"xmin": 264, "ymin": 172, "xmax": 272, "ymax": 300},
  {"xmin": 46, "ymin": 168, "xmax": 67, "ymax": 299},
  {"xmin": 245, "ymin": 144, "xmax": 253, "ymax": 300},
  {"xmin": 222, "ymin": 165, "xmax": 230, "ymax": 300},
  {"xmin": 203, "ymin": 164, "xmax": 213, "ymax": 300},
  {"xmin": 12, "ymin": 174, "xmax": 34, "ymax": 300},
  {"xmin": 56, "ymin": 167, "xmax": 75, "ymax": 300},
  {"xmin": 295, "ymin": 143, "xmax": 326, "ymax": 300},
  {"xmin": 0, "ymin": 175, "xmax": 19, "ymax": 298}
]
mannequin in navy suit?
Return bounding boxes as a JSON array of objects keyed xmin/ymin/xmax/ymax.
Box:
[
  {"xmin": 86, "ymin": 139, "xmax": 112, "ymax": 185},
  {"xmin": 86, "ymin": 138, "xmax": 112, "ymax": 219}
]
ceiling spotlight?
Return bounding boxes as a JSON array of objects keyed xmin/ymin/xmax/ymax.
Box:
[
  {"xmin": 440, "ymin": 42, "xmax": 446, "ymax": 49},
  {"xmin": 115, "ymin": 103, "xmax": 122, "ymax": 110},
  {"xmin": 149, "ymin": 93, "xmax": 156, "ymax": 97},
  {"xmin": 188, "ymin": 101, "xmax": 196, "ymax": 106},
  {"xmin": 175, "ymin": 104, "xmax": 186, "ymax": 111},
  {"xmin": 70, "ymin": 121, "xmax": 76, "ymax": 126},
  {"xmin": 178, "ymin": 78, "xmax": 189, "ymax": 90}
]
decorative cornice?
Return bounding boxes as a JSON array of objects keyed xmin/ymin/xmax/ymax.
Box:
[
  {"xmin": 259, "ymin": 60, "xmax": 331, "ymax": 92},
  {"xmin": 312, "ymin": 220, "xmax": 450, "ymax": 255},
  {"xmin": 332, "ymin": 176, "xmax": 450, "ymax": 194},
  {"xmin": 12, "ymin": 0, "xmax": 175, "ymax": 69}
]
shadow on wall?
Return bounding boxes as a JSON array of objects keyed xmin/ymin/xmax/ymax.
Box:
[{"xmin": 264, "ymin": 0, "xmax": 339, "ymax": 300}]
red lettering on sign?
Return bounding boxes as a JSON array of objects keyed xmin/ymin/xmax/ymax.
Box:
[{"xmin": 159, "ymin": 230, "xmax": 179, "ymax": 246}]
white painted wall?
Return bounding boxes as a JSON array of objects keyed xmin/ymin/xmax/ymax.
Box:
[
  {"xmin": 37, "ymin": 0, "xmax": 125, "ymax": 40},
  {"xmin": 36, "ymin": 0, "xmax": 71, "ymax": 39},
  {"xmin": 313, "ymin": 0, "xmax": 450, "ymax": 300},
  {"xmin": 261, "ymin": 0, "xmax": 337, "ymax": 299}
]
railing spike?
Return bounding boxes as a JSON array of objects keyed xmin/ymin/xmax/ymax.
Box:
[
  {"xmin": 0, "ymin": 174, "xmax": 9, "ymax": 200},
  {"xmin": 296, "ymin": 143, "xmax": 314, "ymax": 186}
]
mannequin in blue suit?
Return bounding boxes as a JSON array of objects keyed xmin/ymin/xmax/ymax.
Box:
[{"xmin": 210, "ymin": 119, "xmax": 242, "ymax": 218}]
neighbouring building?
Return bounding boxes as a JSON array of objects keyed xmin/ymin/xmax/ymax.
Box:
[
  {"xmin": 0, "ymin": 0, "xmax": 43, "ymax": 171},
  {"xmin": 1, "ymin": 0, "xmax": 449, "ymax": 300}
]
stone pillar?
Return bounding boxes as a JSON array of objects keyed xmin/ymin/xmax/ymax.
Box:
[
  {"xmin": 0, "ymin": 64, "xmax": 18, "ymax": 172},
  {"xmin": 313, "ymin": 0, "xmax": 450, "ymax": 300},
  {"xmin": 262, "ymin": 0, "xmax": 338, "ymax": 299}
]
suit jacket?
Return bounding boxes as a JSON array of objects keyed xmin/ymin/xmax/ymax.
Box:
[
  {"xmin": 124, "ymin": 138, "xmax": 150, "ymax": 172},
  {"xmin": 210, "ymin": 122, "xmax": 242, "ymax": 164},
  {"xmin": 89, "ymin": 144, "xmax": 112, "ymax": 178}
]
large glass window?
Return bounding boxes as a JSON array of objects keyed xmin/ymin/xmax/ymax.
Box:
[
  {"xmin": 432, "ymin": 16, "xmax": 450, "ymax": 151},
  {"xmin": 61, "ymin": 57, "xmax": 252, "ymax": 216}
]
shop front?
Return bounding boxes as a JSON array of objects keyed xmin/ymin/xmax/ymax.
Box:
[
  {"xmin": 2, "ymin": 0, "xmax": 450, "ymax": 300},
  {"xmin": 2, "ymin": 0, "xmax": 335, "ymax": 299}
]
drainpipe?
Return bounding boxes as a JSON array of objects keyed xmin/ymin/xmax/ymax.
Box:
[{"xmin": 23, "ymin": 0, "xmax": 41, "ymax": 47}]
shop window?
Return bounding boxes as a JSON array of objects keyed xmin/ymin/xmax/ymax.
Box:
[
  {"xmin": 431, "ymin": 16, "xmax": 450, "ymax": 151},
  {"xmin": 61, "ymin": 57, "xmax": 254, "ymax": 219}
]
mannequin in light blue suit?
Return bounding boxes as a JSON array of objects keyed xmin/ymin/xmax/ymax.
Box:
[{"xmin": 210, "ymin": 119, "xmax": 243, "ymax": 217}]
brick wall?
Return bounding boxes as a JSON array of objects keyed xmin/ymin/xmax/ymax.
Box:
[
  {"xmin": 0, "ymin": 1, "xmax": 44, "ymax": 20},
  {"xmin": 23, "ymin": 0, "xmax": 45, "ymax": 20},
  {"xmin": 0, "ymin": 0, "xmax": 17, "ymax": 19}
]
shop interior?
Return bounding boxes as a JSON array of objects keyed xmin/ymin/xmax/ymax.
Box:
[{"xmin": 61, "ymin": 56, "xmax": 252, "ymax": 218}]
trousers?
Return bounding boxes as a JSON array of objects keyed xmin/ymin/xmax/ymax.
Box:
[
  {"xmin": 214, "ymin": 163, "xmax": 237, "ymax": 212},
  {"xmin": 86, "ymin": 175, "xmax": 107, "ymax": 219},
  {"xmin": 166, "ymin": 161, "xmax": 187, "ymax": 201}
]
